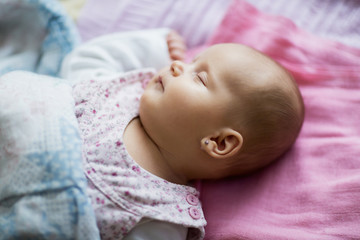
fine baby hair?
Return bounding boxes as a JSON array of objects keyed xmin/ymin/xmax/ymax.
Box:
[
  {"xmin": 223, "ymin": 44, "xmax": 305, "ymax": 176},
  {"xmin": 203, "ymin": 44, "xmax": 305, "ymax": 177}
]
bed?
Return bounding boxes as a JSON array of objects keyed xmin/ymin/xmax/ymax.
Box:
[{"xmin": 1, "ymin": 0, "xmax": 360, "ymax": 239}]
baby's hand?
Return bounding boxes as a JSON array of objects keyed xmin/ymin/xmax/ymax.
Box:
[{"xmin": 167, "ymin": 30, "xmax": 186, "ymax": 61}]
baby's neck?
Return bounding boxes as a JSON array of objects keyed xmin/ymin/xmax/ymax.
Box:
[{"xmin": 123, "ymin": 117, "xmax": 188, "ymax": 185}]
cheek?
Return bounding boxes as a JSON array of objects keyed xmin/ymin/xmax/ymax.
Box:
[
  {"xmin": 140, "ymin": 82, "xmax": 208, "ymax": 135},
  {"xmin": 163, "ymin": 95, "xmax": 206, "ymax": 133}
]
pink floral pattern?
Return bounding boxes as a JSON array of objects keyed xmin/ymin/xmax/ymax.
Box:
[{"xmin": 73, "ymin": 69, "xmax": 206, "ymax": 240}]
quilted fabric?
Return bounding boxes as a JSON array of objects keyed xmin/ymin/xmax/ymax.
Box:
[
  {"xmin": 0, "ymin": 71, "xmax": 99, "ymax": 240},
  {"xmin": 0, "ymin": 0, "xmax": 80, "ymax": 76}
]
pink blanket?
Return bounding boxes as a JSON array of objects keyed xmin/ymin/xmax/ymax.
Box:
[{"xmin": 197, "ymin": 1, "xmax": 360, "ymax": 239}]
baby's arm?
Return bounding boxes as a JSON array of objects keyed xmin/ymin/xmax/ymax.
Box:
[{"xmin": 60, "ymin": 29, "xmax": 173, "ymax": 84}]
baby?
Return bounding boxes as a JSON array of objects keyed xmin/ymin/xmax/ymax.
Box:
[{"xmin": 61, "ymin": 29, "xmax": 304, "ymax": 240}]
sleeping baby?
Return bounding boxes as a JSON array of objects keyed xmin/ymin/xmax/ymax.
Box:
[{"xmin": 60, "ymin": 29, "xmax": 304, "ymax": 240}]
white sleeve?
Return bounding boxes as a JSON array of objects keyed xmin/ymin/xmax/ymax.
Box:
[
  {"xmin": 60, "ymin": 28, "xmax": 171, "ymax": 84},
  {"xmin": 123, "ymin": 219, "xmax": 188, "ymax": 240}
]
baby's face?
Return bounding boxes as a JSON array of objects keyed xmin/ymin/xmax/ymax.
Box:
[
  {"xmin": 140, "ymin": 44, "xmax": 301, "ymax": 179},
  {"xmin": 139, "ymin": 44, "xmax": 282, "ymax": 169},
  {"xmin": 139, "ymin": 44, "xmax": 242, "ymax": 156}
]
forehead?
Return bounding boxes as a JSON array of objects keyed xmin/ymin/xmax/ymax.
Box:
[
  {"xmin": 196, "ymin": 44, "xmax": 267, "ymax": 74},
  {"xmin": 198, "ymin": 44, "xmax": 257, "ymax": 60},
  {"xmin": 195, "ymin": 44, "xmax": 264, "ymax": 86},
  {"xmin": 197, "ymin": 44, "xmax": 286, "ymax": 89}
]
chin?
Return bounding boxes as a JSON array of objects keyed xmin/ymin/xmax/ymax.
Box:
[
  {"xmin": 138, "ymin": 98, "xmax": 147, "ymax": 121},
  {"xmin": 138, "ymin": 97, "xmax": 155, "ymax": 131}
]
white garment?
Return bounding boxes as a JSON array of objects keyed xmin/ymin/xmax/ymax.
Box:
[
  {"xmin": 61, "ymin": 29, "xmax": 206, "ymax": 240},
  {"xmin": 124, "ymin": 219, "xmax": 188, "ymax": 240},
  {"xmin": 61, "ymin": 29, "xmax": 171, "ymax": 84}
]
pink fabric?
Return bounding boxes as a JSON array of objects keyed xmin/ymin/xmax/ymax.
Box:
[
  {"xmin": 247, "ymin": 0, "xmax": 360, "ymax": 49},
  {"xmin": 196, "ymin": 1, "xmax": 360, "ymax": 239}
]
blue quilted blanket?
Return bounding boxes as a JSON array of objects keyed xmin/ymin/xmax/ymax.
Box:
[
  {"xmin": 0, "ymin": 0, "xmax": 79, "ymax": 76},
  {"xmin": 0, "ymin": 1, "xmax": 99, "ymax": 239},
  {"xmin": 0, "ymin": 71, "xmax": 100, "ymax": 239}
]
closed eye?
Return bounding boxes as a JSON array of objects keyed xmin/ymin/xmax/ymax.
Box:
[{"xmin": 196, "ymin": 72, "xmax": 208, "ymax": 86}]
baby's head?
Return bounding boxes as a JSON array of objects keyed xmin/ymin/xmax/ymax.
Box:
[{"xmin": 140, "ymin": 43, "xmax": 304, "ymax": 181}]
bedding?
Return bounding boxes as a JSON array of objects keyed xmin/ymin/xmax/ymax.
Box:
[
  {"xmin": 1, "ymin": 0, "xmax": 360, "ymax": 239},
  {"xmin": 76, "ymin": 0, "xmax": 232, "ymax": 48},
  {"xmin": 0, "ymin": 0, "xmax": 98, "ymax": 239},
  {"xmin": 0, "ymin": 71, "xmax": 99, "ymax": 239},
  {"xmin": 247, "ymin": 0, "xmax": 360, "ymax": 49},
  {"xmin": 59, "ymin": 0, "xmax": 87, "ymax": 21},
  {"xmin": 76, "ymin": 0, "xmax": 360, "ymax": 49},
  {"xmin": 199, "ymin": 1, "xmax": 360, "ymax": 239},
  {"xmin": 0, "ymin": 0, "xmax": 79, "ymax": 77}
]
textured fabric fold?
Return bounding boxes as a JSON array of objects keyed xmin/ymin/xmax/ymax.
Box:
[{"xmin": 0, "ymin": 0, "xmax": 80, "ymax": 76}]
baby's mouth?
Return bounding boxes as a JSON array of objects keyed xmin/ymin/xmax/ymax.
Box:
[{"xmin": 157, "ymin": 76, "xmax": 164, "ymax": 90}]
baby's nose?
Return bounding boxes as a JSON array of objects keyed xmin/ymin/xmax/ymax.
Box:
[{"xmin": 170, "ymin": 60, "xmax": 184, "ymax": 77}]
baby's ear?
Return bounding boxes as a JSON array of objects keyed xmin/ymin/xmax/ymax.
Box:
[{"xmin": 201, "ymin": 128, "xmax": 243, "ymax": 159}]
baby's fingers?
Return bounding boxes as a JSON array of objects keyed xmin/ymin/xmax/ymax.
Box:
[
  {"xmin": 168, "ymin": 41, "xmax": 185, "ymax": 60},
  {"xmin": 167, "ymin": 31, "xmax": 186, "ymax": 60},
  {"xmin": 169, "ymin": 49, "xmax": 185, "ymax": 61}
]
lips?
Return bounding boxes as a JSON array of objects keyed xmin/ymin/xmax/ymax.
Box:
[{"xmin": 157, "ymin": 75, "xmax": 164, "ymax": 90}]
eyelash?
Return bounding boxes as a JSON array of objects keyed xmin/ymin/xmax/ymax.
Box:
[{"xmin": 193, "ymin": 72, "xmax": 206, "ymax": 86}]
